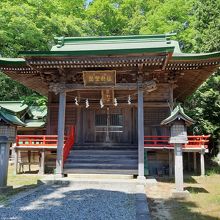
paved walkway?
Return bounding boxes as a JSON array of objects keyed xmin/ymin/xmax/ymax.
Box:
[{"xmin": 0, "ymin": 182, "xmax": 150, "ymax": 220}]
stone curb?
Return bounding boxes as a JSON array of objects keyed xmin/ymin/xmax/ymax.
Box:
[{"xmin": 136, "ymin": 184, "xmax": 151, "ymax": 220}]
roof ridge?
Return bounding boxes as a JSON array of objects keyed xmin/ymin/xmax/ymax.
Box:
[
  {"xmin": 54, "ymin": 33, "xmax": 175, "ymax": 42},
  {"xmin": 54, "ymin": 33, "xmax": 176, "ymax": 48}
]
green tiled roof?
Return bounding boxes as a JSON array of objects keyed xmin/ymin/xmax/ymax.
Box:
[
  {"xmin": 0, "ymin": 101, "xmax": 28, "ymax": 113},
  {"xmin": 161, "ymin": 104, "xmax": 194, "ymax": 126},
  {"xmin": 0, "ymin": 102, "xmax": 47, "ymax": 128},
  {"xmin": 29, "ymin": 106, "xmax": 47, "ymax": 119},
  {"xmin": 16, "ymin": 34, "xmax": 220, "ymax": 60},
  {"xmin": 24, "ymin": 120, "xmax": 45, "ymax": 128},
  {"xmin": 0, "ymin": 107, "xmax": 25, "ymax": 126},
  {"xmin": 0, "ymin": 34, "xmax": 219, "ymax": 63},
  {"xmin": 20, "ymin": 34, "xmax": 175, "ymax": 56},
  {"xmin": 0, "ymin": 58, "xmax": 26, "ymax": 65}
]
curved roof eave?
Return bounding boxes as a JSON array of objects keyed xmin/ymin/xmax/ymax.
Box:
[
  {"xmin": 0, "ymin": 58, "xmax": 26, "ymax": 66},
  {"xmin": 172, "ymin": 51, "xmax": 220, "ymax": 61}
]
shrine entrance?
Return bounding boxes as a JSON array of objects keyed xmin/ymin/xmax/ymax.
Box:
[{"xmin": 82, "ymin": 107, "xmax": 135, "ymax": 145}]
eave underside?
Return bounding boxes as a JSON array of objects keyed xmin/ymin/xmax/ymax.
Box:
[{"xmin": 0, "ymin": 54, "xmax": 219, "ymax": 100}]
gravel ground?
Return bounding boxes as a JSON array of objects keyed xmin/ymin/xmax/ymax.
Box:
[{"xmin": 0, "ymin": 183, "xmax": 137, "ymax": 220}]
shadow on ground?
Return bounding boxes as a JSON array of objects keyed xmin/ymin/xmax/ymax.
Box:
[
  {"xmin": 156, "ymin": 175, "xmax": 198, "ymax": 184},
  {"xmin": 185, "ymin": 186, "xmax": 209, "ymax": 193},
  {"xmin": 0, "ymin": 183, "xmax": 137, "ymax": 220},
  {"xmin": 0, "ymin": 183, "xmax": 40, "ymax": 204}
]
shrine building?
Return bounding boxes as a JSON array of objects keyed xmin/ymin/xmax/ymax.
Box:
[{"xmin": 0, "ymin": 34, "xmax": 219, "ymax": 179}]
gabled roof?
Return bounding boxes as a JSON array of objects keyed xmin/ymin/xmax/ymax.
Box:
[
  {"xmin": 0, "ymin": 34, "xmax": 220, "ymax": 101},
  {"xmin": 0, "ymin": 102, "xmax": 47, "ymax": 128},
  {"xmin": 161, "ymin": 105, "xmax": 194, "ymax": 126},
  {"xmin": 0, "ymin": 107, "xmax": 25, "ymax": 126}
]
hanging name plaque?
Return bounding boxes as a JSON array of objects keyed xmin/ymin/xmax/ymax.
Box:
[{"xmin": 83, "ymin": 70, "xmax": 116, "ymax": 87}]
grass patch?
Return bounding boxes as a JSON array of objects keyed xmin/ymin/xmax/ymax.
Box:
[
  {"xmin": 0, "ymin": 165, "xmax": 41, "ymax": 204},
  {"xmin": 169, "ymin": 175, "xmax": 220, "ymax": 219},
  {"xmin": 147, "ymin": 174, "xmax": 220, "ymax": 219},
  {"xmin": 206, "ymin": 166, "xmax": 220, "ymax": 176}
]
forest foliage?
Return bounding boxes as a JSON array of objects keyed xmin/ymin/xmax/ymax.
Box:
[{"xmin": 0, "ymin": 0, "xmax": 219, "ymax": 150}]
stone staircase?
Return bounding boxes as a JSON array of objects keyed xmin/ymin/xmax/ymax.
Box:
[{"xmin": 63, "ymin": 145, "xmax": 138, "ymax": 175}]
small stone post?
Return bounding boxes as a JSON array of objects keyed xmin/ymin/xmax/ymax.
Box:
[
  {"xmin": 0, "ymin": 121, "xmax": 19, "ymax": 191},
  {"xmin": 0, "ymin": 138, "xmax": 10, "ymax": 189},
  {"xmin": 174, "ymin": 143, "xmax": 184, "ymax": 191},
  {"xmin": 161, "ymin": 105, "xmax": 194, "ymax": 198}
]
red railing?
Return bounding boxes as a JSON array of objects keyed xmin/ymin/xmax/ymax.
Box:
[
  {"xmin": 16, "ymin": 135, "xmax": 59, "ymax": 147},
  {"xmin": 63, "ymin": 126, "xmax": 75, "ymax": 162},
  {"xmin": 144, "ymin": 136, "xmax": 172, "ymax": 148},
  {"xmin": 144, "ymin": 135, "xmax": 210, "ymax": 149},
  {"xmin": 184, "ymin": 135, "xmax": 210, "ymax": 149}
]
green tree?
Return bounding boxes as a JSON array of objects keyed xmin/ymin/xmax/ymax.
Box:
[
  {"xmin": 185, "ymin": 0, "xmax": 220, "ymax": 154},
  {"xmin": 0, "ymin": 0, "xmax": 87, "ymax": 103},
  {"xmin": 140, "ymin": 0, "xmax": 196, "ymax": 52}
]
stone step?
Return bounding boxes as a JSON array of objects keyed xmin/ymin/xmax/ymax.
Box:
[
  {"xmin": 65, "ymin": 158, "xmax": 138, "ymax": 164},
  {"xmin": 66, "ymin": 173, "xmax": 134, "ymax": 179},
  {"xmin": 64, "ymin": 163, "xmax": 138, "ymax": 169},
  {"xmin": 63, "ymin": 168, "xmax": 138, "ymax": 175},
  {"xmin": 67, "ymin": 154, "xmax": 138, "ymax": 160},
  {"xmin": 73, "ymin": 146, "xmax": 137, "ymax": 150},
  {"xmin": 69, "ymin": 149, "xmax": 137, "ymax": 156},
  {"xmin": 64, "ymin": 146, "xmax": 138, "ymax": 175}
]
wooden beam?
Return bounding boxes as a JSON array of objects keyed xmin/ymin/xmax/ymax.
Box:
[{"xmin": 49, "ymin": 81, "xmax": 161, "ymax": 93}]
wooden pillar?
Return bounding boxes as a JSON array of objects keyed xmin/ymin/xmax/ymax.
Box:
[
  {"xmin": 174, "ymin": 144, "xmax": 184, "ymax": 191},
  {"xmin": 200, "ymin": 151, "xmax": 205, "ymax": 176},
  {"xmin": 137, "ymin": 84, "xmax": 145, "ymax": 179},
  {"xmin": 169, "ymin": 83, "xmax": 174, "ymax": 112},
  {"xmin": 193, "ymin": 152, "xmax": 197, "ymax": 173},
  {"xmin": 46, "ymin": 92, "xmax": 52, "ymax": 134},
  {"xmin": 56, "ymin": 91, "xmax": 66, "ymax": 177},
  {"xmin": 169, "ymin": 150, "xmax": 173, "ymax": 176},
  {"xmin": 28, "ymin": 150, "xmax": 31, "ymax": 172},
  {"xmin": 0, "ymin": 142, "xmax": 10, "ymax": 187},
  {"xmin": 76, "ymin": 106, "xmax": 81, "ymax": 144}
]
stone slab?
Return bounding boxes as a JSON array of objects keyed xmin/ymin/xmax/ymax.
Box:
[{"xmin": 172, "ymin": 189, "xmax": 190, "ymax": 198}]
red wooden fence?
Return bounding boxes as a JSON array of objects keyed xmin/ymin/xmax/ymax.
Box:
[
  {"xmin": 144, "ymin": 135, "xmax": 210, "ymax": 149},
  {"xmin": 16, "ymin": 127, "xmax": 75, "ymax": 162},
  {"xmin": 16, "ymin": 135, "xmax": 60, "ymax": 147}
]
